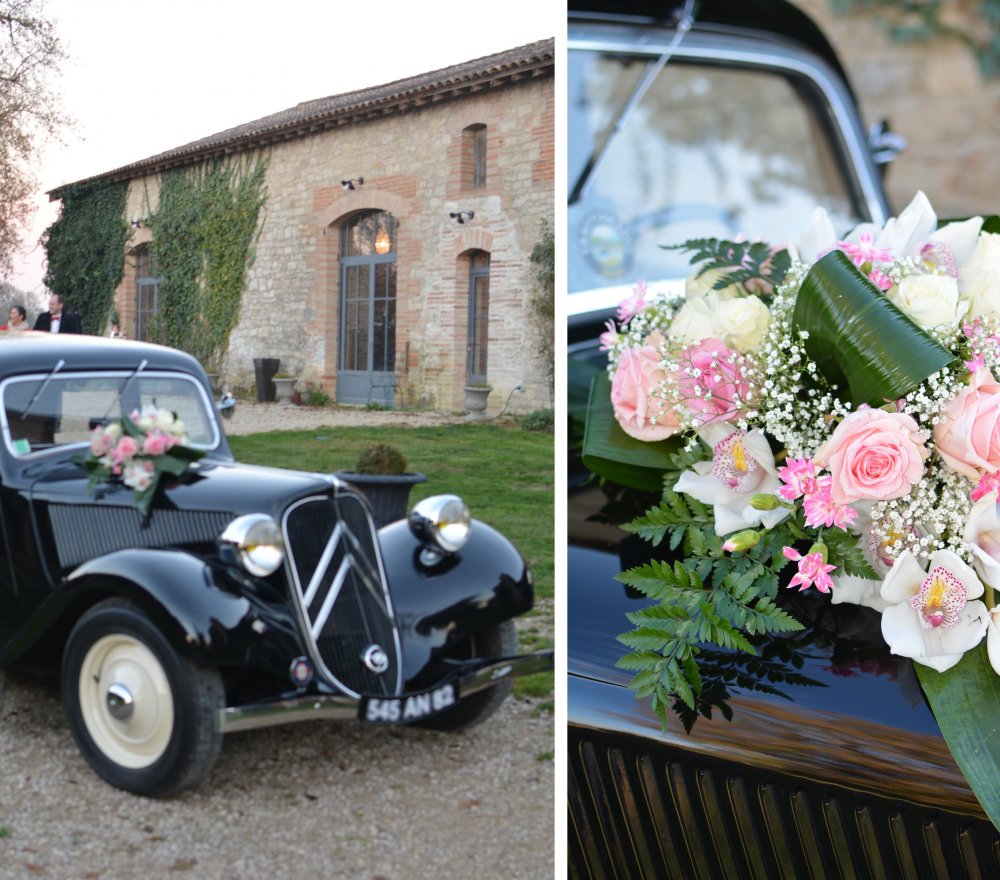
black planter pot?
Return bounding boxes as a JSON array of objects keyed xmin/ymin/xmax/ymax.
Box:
[{"xmin": 335, "ymin": 471, "xmax": 428, "ymax": 527}]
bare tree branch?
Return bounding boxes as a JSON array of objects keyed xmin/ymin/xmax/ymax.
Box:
[{"xmin": 0, "ymin": 0, "xmax": 69, "ymax": 278}]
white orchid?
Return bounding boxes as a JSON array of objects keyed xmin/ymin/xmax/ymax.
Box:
[
  {"xmin": 964, "ymin": 490, "xmax": 1000, "ymax": 591},
  {"xmin": 984, "ymin": 605, "xmax": 1000, "ymax": 679},
  {"xmin": 880, "ymin": 550, "xmax": 989, "ymax": 672},
  {"xmin": 674, "ymin": 423, "xmax": 789, "ymax": 536},
  {"xmin": 797, "ymin": 191, "xmax": 983, "ymax": 266},
  {"xmin": 830, "ymin": 573, "xmax": 890, "ymax": 613}
]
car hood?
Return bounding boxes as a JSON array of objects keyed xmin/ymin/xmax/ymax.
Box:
[{"xmin": 27, "ymin": 457, "xmax": 337, "ymax": 520}]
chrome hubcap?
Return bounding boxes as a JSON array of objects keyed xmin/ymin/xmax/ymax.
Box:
[{"xmin": 105, "ymin": 682, "xmax": 134, "ymax": 720}]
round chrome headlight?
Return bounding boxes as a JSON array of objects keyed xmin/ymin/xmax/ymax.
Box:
[
  {"xmin": 409, "ymin": 494, "xmax": 471, "ymax": 554},
  {"xmin": 221, "ymin": 513, "xmax": 285, "ymax": 577}
]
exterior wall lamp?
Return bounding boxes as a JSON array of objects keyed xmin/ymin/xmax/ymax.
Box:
[
  {"xmin": 341, "ymin": 177, "xmax": 364, "ymax": 191},
  {"xmin": 449, "ymin": 210, "xmax": 475, "ymax": 224}
]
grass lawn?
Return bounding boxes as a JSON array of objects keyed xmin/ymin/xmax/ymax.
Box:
[{"xmin": 229, "ymin": 422, "xmax": 554, "ymax": 702}]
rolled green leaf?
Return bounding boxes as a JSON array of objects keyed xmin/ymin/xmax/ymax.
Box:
[
  {"xmin": 915, "ymin": 645, "xmax": 1000, "ymax": 831},
  {"xmin": 792, "ymin": 250, "xmax": 956, "ymax": 406},
  {"xmin": 581, "ymin": 373, "xmax": 679, "ymax": 489},
  {"xmin": 980, "ymin": 215, "xmax": 1000, "ymax": 235}
]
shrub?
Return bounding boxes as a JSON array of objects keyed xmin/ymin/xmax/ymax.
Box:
[
  {"xmin": 355, "ymin": 442, "xmax": 407, "ymax": 474},
  {"xmin": 304, "ymin": 386, "xmax": 331, "ymax": 407},
  {"xmin": 520, "ymin": 408, "xmax": 554, "ymax": 432}
]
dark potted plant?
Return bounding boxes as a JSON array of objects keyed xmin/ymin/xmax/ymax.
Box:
[{"xmin": 336, "ymin": 442, "xmax": 427, "ymax": 527}]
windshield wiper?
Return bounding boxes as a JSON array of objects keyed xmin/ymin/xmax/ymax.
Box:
[
  {"xmin": 569, "ymin": 0, "xmax": 697, "ymax": 205},
  {"xmin": 20, "ymin": 359, "xmax": 65, "ymax": 421},
  {"xmin": 102, "ymin": 358, "xmax": 149, "ymax": 422}
]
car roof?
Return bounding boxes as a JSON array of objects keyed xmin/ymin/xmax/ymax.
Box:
[
  {"xmin": 569, "ymin": 0, "xmax": 856, "ymax": 103},
  {"xmin": 0, "ymin": 333, "xmax": 205, "ymax": 378}
]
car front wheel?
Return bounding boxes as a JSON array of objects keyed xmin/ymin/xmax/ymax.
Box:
[
  {"xmin": 61, "ymin": 598, "xmax": 224, "ymax": 797},
  {"xmin": 414, "ymin": 619, "xmax": 518, "ymax": 731}
]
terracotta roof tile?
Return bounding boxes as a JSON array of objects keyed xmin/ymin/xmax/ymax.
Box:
[{"xmin": 51, "ymin": 38, "xmax": 554, "ymax": 197}]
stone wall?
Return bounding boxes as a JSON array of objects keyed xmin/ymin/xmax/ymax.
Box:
[
  {"xmin": 114, "ymin": 73, "xmax": 554, "ymax": 415},
  {"xmin": 794, "ymin": 0, "xmax": 1000, "ymax": 219}
]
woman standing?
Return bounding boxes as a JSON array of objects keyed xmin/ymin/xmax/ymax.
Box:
[{"xmin": 3, "ymin": 305, "xmax": 29, "ymax": 332}]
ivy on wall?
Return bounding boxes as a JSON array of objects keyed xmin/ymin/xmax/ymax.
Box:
[
  {"xmin": 529, "ymin": 219, "xmax": 555, "ymax": 398},
  {"xmin": 42, "ymin": 180, "xmax": 129, "ymax": 334},
  {"xmin": 149, "ymin": 157, "xmax": 267, "ymax": 368},
  {"xmin": 831, "ymin": 0, "xmax": 1000, "ymax": 79}
]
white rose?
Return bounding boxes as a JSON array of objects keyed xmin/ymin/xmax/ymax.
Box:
[
  {"xmin": 714, "ymin": 295, "xmax": 771, "ymax": 352},
  {"xmin": 684, "ymin": 267, "xmax": 743, "ymax": 301},
  {"xmin": 668, "ymin": 292, "xmax": 721, "ymax": 344},
  {"xmin": 888, "ymin": 273, "xmax": 962, "ymax": 329},
  {"xmin": 960, "ymin": 232, "xmax": 1000, "ymax": 319}
]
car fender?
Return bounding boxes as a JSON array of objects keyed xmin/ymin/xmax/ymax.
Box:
[
  {"xmin": 377, "ymin": 518, "xmax": 534, "ymax": 680},
  {"xmin": 2, "ymin": 548, "xmax": 304, "ymax": 678}
]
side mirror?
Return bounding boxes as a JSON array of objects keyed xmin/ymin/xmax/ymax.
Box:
[{"xmin": 868, "ymin": 119, "xmax": 907, "ymax": 171}]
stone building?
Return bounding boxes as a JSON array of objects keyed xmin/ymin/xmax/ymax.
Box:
[
  {"xmin": 793, "ymin": 1, "xmax": 1000, "ymax": 220},
  {"xmin": 55, "ymin": 40, "xmax": 554, "ymax": 414}
]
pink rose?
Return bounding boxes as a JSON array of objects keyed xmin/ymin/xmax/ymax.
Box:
[
  {"xmin": 816, "ymin": 408, "xmax": 929, "ymax": 504},
  {"xmin": 936, "ymin": 366, "xmax": 1000, "ymax": 480},
  {"xmin": 675, "ymin": 338, "xmax": 751, "ymax": 425},
  {"xmin": 610, "ymin": 331, "xmax": 679, "ymax": 441},
  {"xmin": 142, "ymin": 431, "xmax": 169, "ymax": 456},
  {"xmin": 111, "ymin": 435, "xmax": 139, "ymax": 466}
]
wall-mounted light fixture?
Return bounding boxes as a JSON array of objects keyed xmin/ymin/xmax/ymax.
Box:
[
  {"xmin": 130, "ymin": 218, "xmax": 146, "ymax": 229},
  {"xmin": 341, "ymin": 177, "xmax": 364, "ymax": 191},
  {"xmin": 449, "ymin": 210, "xmax": 475, "ymax": 224}
]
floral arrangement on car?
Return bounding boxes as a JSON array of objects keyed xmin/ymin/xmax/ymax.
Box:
[
  {"xmin": 584, "ymin": 192, "xmax": 1000, "ymax": 827},
  {"xmin": 81, "ymin": 404, "xmax": 204, "ymax": 516}
]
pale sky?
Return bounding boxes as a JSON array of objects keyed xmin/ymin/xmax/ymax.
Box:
[{"xmin": 10, "ymin": 0, "xmax": 559, "ymax": 292}]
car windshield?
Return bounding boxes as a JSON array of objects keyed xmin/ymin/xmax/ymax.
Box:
[
  {"xmin": 568, "ymin": 44, "xmax": 865, "ymax": 298},
  {"xmin": 0, "ymin": 371, "xmax": 219, "ymax": 458}
]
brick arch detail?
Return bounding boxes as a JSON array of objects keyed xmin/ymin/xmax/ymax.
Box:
[
  {"xmin": 312, "ymin": 188, "xmax": 411, "ymax": 398},
  {"xmin": 453, "ymin": 228, "xmax": 494, "ymax": 256},
  {"xmin": 317, "ymin": 188, "xmax": 409, "ymax": 230}
]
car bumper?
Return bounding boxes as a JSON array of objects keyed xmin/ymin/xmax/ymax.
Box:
[{"xmin": 215, "ymin": 649, "xmax": 553, "ymax": 733}]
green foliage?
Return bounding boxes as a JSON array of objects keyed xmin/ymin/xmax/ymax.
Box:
[
  {"xmin": 794, "ymin": 251, "xmax": 956, "ymax": 407},
  {"xmin": 529, "ymin": 219, "xmax": 555, "ymax": 397},
  {"xmin": 42, "ymin": 180, "xmax": 129, "ymax": 333},
  {"xmin": 916, "ymin": 645, "xmax": 1000, "ymax": 830},
  {"xmin": 831, "ymin": 0, "xmax": 1000, "ymax": 79},
  {"xmin": 519, "ymin": 408, "xmax": 554, "ymax": 431},
  {"xmin": 354, "ymin": 442, "xmax": 407, "ymax": 475},
  {"xmin": 615, "ymin": 495, "xmax": 807, "ymax": 729},
  {"xmin": 304, "ymin": 386, "xmax": 332, "ymax": 407},
  {"xmin": 664, "ymin": 237, "xmax": 791, "ymax": 302},
  {"xmin": 149, "ymin": 157, "xmax": 267, "ymax": 368}
]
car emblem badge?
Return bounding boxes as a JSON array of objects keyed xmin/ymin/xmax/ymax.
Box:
[{"xmin": 362, "ymin": 644, "xmax": 389, "ymax": 675}]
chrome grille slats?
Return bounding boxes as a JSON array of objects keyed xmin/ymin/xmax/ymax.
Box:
[
  {"xmin": 49, "ymin": 505, "xmax": 233, "ymax": 569},
  {"xmin": 282, "ymin": 492, "xmax": 401, "ymax": 698},
  {"xmin": 568, "ymin": 726, "xmax": 1000, "ymax": 879}
]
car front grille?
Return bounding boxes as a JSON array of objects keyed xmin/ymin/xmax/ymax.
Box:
[
  {"xmin": 49, "ymin": 504, "xmax": 233, "ymax": 570},
  {"xmin": 282, "ymin": 491, "xmax": 401, "ymax": 698},
  {"xmin": 568, "ymin": 726, "xmax": 1000, "ymax": 880}
]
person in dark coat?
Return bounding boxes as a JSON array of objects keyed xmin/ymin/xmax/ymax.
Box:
[{"xmin": 34, "ymin": 294, "xmax": 82, "ymax": 334}]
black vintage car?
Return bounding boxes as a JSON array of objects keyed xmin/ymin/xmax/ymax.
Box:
[
  {"xmin": 0, "ymin": 332, "xmax": 549, "ymax": 797},
  {"xmin": 568, "ymin": 1, "xmax": 1000, "ymax": 877}
]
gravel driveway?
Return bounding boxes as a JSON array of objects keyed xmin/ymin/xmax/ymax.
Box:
[{"xmin": 0, "ymin": 402, "xmax": 555, "ymax": 880}]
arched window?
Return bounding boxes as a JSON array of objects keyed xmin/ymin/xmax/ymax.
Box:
[
  {"xmin": 466, "ymin": 251, "xmax": 490, "ymax": 383},
  {"xmin": 463, "ymin": 124, "xmax": 487, "ymax": 189},
  {"xmin": 338, "ymin": 211, "xmax": 398, "ymax": 404},
  {"xmin": 134, "ymin": 245, "xmax": 162, "ymax": 342}
]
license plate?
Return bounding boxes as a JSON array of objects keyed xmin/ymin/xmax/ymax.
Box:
[{"xmin": 359, "ymin": 682, "xmax": 458, "ymax": 723}]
